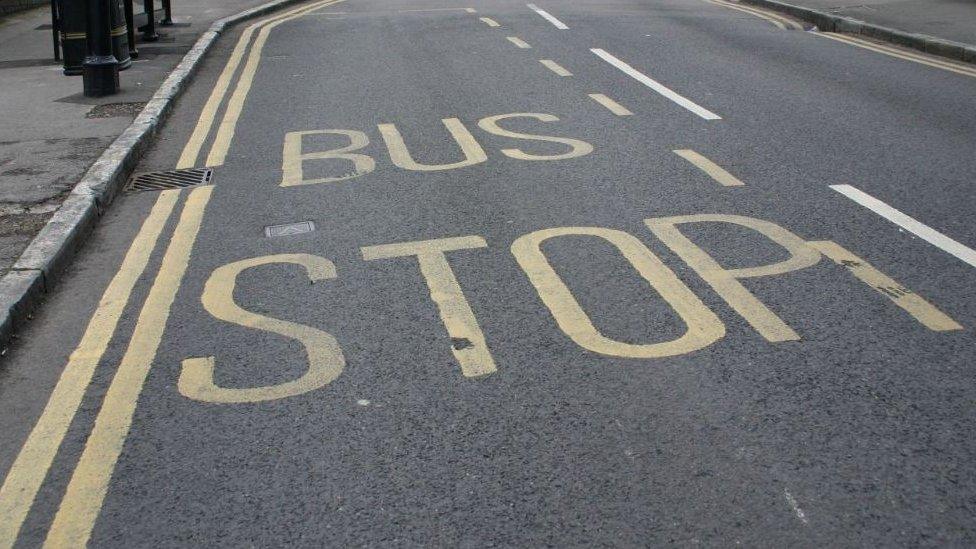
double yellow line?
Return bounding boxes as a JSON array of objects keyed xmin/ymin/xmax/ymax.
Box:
[
  {"xmin": 704, "ymin": 0, "xmax": 976, "ymax": 79},
  {"xmin": 704, "ymin": 0, "xmax": 804, "ymax": 31},
  {"xmin": 179, "ymin": 0, "xmax": 346, "ymax": 169},
  {"xmin": 0, "ymin": 1, "xmax": 341, "ymax": 547},
  {"xmin": 816, "ymin": 32, "xmax": 976, "ymax": 79}
]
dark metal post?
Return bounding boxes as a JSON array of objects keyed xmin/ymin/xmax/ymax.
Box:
[
  {"xmin": 51, "ymin": 0, "xmax": 61, "ymax": 61},
  {"xmin": 140, "ymin": 0, "xmax": 158, "ymax": 41},
  {"xmin": 60, "ymin": 0, "xmax": 87, "ymax": 74},
  {"xmin": 160, "ymin": 0, "xmax": 172, "ymax": 25},
  {"xmin": 82, "ymin": 0, "xmax": 120, "ymax": 96},
  {"xmin": 109, "ymin": 0, "xmax": 131, "ymax": 68},
  {"xmin": 123, "ymin": 0, "xmax": 137, "ymax": 58}
]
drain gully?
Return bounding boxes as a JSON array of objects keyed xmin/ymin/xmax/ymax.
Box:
[{"xmin": 126, "ymin": 167, "xmax": 213, "ymax": 192}]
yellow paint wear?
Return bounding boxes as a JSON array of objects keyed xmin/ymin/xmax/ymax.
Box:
[
  {"xmin": 281, "ymin": 129, "xmax": 375, "ymax": 186},
  {"xmin": 809, "ymin": 240, "xmax": 963, "ymax": 331},
  {"xmin": 362, "ymin": 236, "xmax": 497, "ymax": 378}
]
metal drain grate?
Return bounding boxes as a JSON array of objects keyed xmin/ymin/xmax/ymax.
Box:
[{"xmin": 126, "ymin": 167, "xmax": 213, "ymax": 192}]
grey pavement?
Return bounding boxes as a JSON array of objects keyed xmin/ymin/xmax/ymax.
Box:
[
  {"xmin": 0, "ymin": 0, "xmax": 296, "ymax": 274},
  {"xmin": 772, "ymin": 0, "xmax": 976, "ymax": 45},
  {"xmin": 1, "ymin": 0, "xmax": 976, "ymax": 546}
]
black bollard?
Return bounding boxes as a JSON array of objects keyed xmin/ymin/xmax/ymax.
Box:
[
  {"xmin": 160, "ymin": 0, "xmax": 172, "ymax": 25},
  {"xmin": 109, "ymin": 0, "xmax": 131, "ymax": 69},
  {"xmin": 60, "ymin": 0, "xmax": 88, "ymax": 75},
  {"xmin": 140, "ymin": 0, "xmax": 158, "ymax": 41},
  {"xmin": 82, "ymin": 0, "xmax": 120, "ymax": 96},
  {"xmin": 123, "ymin": 0, "xmax": 138, "ymax": 58},
  {"xmin": 50, "ymin": 0, "xmax": 61, "ymax": 61}
]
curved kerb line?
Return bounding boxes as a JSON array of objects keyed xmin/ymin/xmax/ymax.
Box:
[
  {"xmin": 815, "ymin": 32, "xmax": 976, "ymax": 78},
  {"xmin": 705, "ymin": 0, "xmax": 803, "ymax": 30}
]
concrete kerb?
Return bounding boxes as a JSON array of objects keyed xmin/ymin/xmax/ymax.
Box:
[
  {"xmin": 0, "ymin": 0, "xmax": 315, "ymax": 350},
  {"xmin": 739, "ymin": 0, "xmax": 976, "ymax": 65}
]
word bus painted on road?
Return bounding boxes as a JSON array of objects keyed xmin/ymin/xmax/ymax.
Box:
[{"xmin": 280, "ymin": 112, "xmax": 594, "ymax": 186}]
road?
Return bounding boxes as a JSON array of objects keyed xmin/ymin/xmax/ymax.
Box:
[{"xmin": 2, "ymin": 0, "xmax": 976, "ymax": 545}]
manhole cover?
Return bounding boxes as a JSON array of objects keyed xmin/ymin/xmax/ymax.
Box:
[
  {"xmin": 265, "ymin": 221, "xmax": 315, "ymax": 238},
  {"xmin": 126, "ymin": 167, "xmax": 213, "ymax": 192}
]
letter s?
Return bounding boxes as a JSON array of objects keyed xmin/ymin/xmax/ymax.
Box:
[
  {"xmin": 179, "ymin": 254, "xmax": 345, "ymax": 403},
  {"xmin": 478, "ymin": 113, "xmax": 593, "ymax": 161}
]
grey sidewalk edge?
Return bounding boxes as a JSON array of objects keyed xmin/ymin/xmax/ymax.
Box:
[
  {"xmin": 739, "ymin": 0, "xmax": 976, "ymax": 65},
  {"xmin": 0, "ymin": 0, "xmax": 315, "ymax": 350}
]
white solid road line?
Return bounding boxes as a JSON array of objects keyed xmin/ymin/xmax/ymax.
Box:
[
  {"xmin": 590, "ymin": 48, "xmax": 722, "ymax": 120},
  {"xmin": 831, "ymin": 184, "xmax": 976, "ymax": 268},
  {"xmin": 527, "ymin": 3, "xmax": 569, "ymax": 29}
]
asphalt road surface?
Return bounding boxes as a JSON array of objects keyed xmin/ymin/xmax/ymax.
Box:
[{"xmin": 2, "ymin": 0, "xmax": 976, "ymax": 546}]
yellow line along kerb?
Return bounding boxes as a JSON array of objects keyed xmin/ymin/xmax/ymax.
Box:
[
  {"xmin": 0, "ymin": 190, "xmax": 180, "ymax": 549},
  {"xmin": 44, "ymin": 186, "xmax": 214, "ymax": 548},
  {"xmin": 816, "ymin": 32, "xmax": 976, "ymax": 78},
  {"xmin": 704, "ymin": 0, "xmax": 803, "ymax": 30},
  {"xmin": 177, "ymin": 0, "xmax": 344, "ymax": 169},
  {"xmin": 205, "ymin": 0, "xmax": 346, "ymax": 167},
  {"xmin": 0, "ymin": 0, "xmax": 343, "ymax": 549}
]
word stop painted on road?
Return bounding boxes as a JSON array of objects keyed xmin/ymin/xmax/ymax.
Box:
[{"xmin": 180, "ymin": 214, "xmax": 961, "ymax": 403}]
